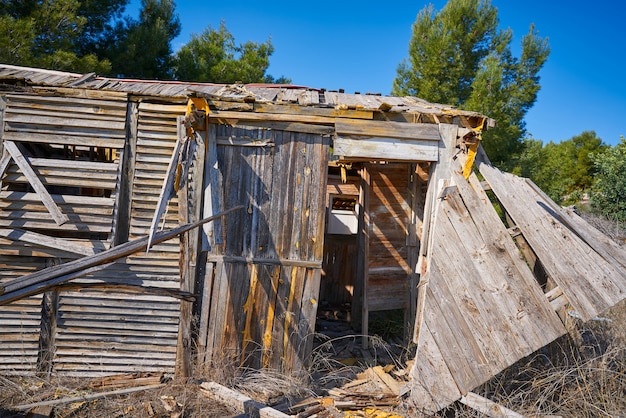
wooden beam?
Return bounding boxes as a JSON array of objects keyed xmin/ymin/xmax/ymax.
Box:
[
  {"xmin": 0, "ymin": 228, "xmax": 97, "ymax": 256},
  {"xmin": 202, "ymin": 123, "xmax": 223, "ymax": 251},
  {"xmin": 253, "ymin": 102, "xmax": 374, "ymax": 120},
  {"xmin": 3, "ymin": 140, "xmax": 69, "ymax": 225},
  {"xmin": 146, "ymin": 129, "xmax": 184, "ymax": 250},
  {"xmin": 0, "ymin": 206, "xmax": 243, "ymax": 305},
  {"xmin": 209, "ymin": 109, "xmax": 336, "ymax": 125},
  {"xmin": 333, "ymin": 136, "xmax": 438, "ymax": 161},
  {"xmin": 220, "ymin": 120, "xmax": 334, "ymax": 136},
  {"xmin": 336, "ymin": 119, "xmax": 441, "ymax": 140},
  {"xmin": 15, "ymin": 384, "xmax": 165, "ymax": 411},
  {"xmin": 459, "ymin": 392, "xmax": 525, "ymax": 418},
  {"xmin": 199, "ymin": 382, "xmax": 291, "ymax": 418},
  {"xmin": 0, "ymin": 148, "xmax": 10, "ymax": 177},
  {"xmin": 205, "ymin": 254, "xmax": 321, "ymax": 268}
]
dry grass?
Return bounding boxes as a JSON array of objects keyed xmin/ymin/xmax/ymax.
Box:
[
  {"xmin": 0, "ymin": 374, "xmax": 232, "ymax": 418},
  {"xmin": 4, "ymin": 304, "xmax": 626, "ymax": 417},
  {"xmin": 434, "ymin": 302, "xmax": 626, "ymax": 417}
]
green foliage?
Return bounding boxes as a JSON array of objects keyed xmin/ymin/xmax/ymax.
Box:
[
  {"xmin": 516, "ymin": 131, "xmax": 607, "ymax": 204},
  {"xmin": 590, "ymin": 137, "xmax": 626, "ymax": 223},
  {"xmin": 0, "ymin": 0, "xmax": 118, "ymax": 74},
  {"xmin": 100, "ymin": 0, "xmax": 181, "ymax": 79},
  {"xmin": 393, "ymin": 0, "xmax": 549, "ymax": 171},
  {"xmin": 173, "ymin": 21, "xmax": 290, "ymax": 84}
]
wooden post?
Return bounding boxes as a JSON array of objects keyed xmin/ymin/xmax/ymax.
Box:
[
  {"xmin": 356, "ymin": 166, "xmax": 370, "ymax": 348},
  {"xmin": 175, "ymin": 120, "xmax": 206, "ymax": 378},
  {"xmin": 113, "ymin": 100, "xmax": 138, "ymax": 246},
  {"xmin": 37, "ymin": 258, "xmax": 59, "ymax": 378}
]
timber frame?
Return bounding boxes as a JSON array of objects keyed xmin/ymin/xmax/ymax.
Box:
[{"xmin": 1, "ymin": 64, "xmax": 625, "ymax": 414}]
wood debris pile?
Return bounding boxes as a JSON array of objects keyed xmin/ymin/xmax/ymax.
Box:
[{"xmin": 287, "ymin": 365, "xmax": 410, "ymax": 417}]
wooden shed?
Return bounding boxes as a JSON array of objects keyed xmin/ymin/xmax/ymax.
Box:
[{"xmin": 1, "ymin": 64, "xmax": 625, "ymax": 413}]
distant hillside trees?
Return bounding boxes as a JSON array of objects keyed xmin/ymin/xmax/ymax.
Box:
[
  {"xmin": 517, "ymin": 131, "xmax": 608, "ymax": 205},
  {"xmin": 393, "ymin": 0, "xmax": 549, "ymax": 171},
  {"xmin": 590, "ymin": 137, "xmax": 626, "ymax": 223}
]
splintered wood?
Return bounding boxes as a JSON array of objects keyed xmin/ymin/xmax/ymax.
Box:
[{"xmin": 288, "ymin": 365, "xmax": 407, "ymax": 417}]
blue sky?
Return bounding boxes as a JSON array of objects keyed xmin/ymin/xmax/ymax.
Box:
[{"xmin": 128, "ymin": 0, "xmax": 625, "ymax": 146}]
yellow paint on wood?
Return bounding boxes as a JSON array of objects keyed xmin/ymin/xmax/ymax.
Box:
[
  {"xmin": 262, "ymin": 267, "xmax": 280, "ymax": 368},
  {"xmin": 283, "ymin": 268, "xmax": 299, "ymax": 357},
  {"xmin": 241, "ymin": 264, "xmax": 259, "ymax": 362}
]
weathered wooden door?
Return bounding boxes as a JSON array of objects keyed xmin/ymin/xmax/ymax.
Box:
[{"xmin": 198, "ymin": 123, "xmax": 330, "ymax": 372}]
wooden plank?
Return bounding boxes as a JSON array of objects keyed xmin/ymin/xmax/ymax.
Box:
[
  {"xmin": 0, "ymin": 148, "xmax": 10, "ymax": 177},
  {"xmin": 0, "ymin": 228, "xmax": 96, "ymax": 256},
  {"xmin": 209, "ymin": 109, "xmax": 335, "ymax": 125},
  {"xmin": 14, "ymin": 384, "xmax": 165, "ymax": 411},
  {"xmin": 336, "ymin": 119, "xmax": 440, "ymax": 141},
  {"xmin": 197, "ymin": 261, "xmax": 215, "ymax": 364},
  {"xmin": 199, "ymin": 381, "xmax": 291, "ymax": 418},
  {"xmin": 146, "ymin": 130, "xmax": 183, "ymax": 250},
  {"xmin": 3, "ymin": 141, "xmax": 69, "ymax": 225},
  {"xmin": 4, "ymin": 113, "xmax": 125, "ymax": 130},
  {"xmin": 356, "ymin": 167, "xmax": 370, "ymax": 347},
  {"xmin": 1, "ymin": 131, "xmax": 125, "ymax": 148},
  {"xmin": 526, "ymin": 179, "xmax": 626, "ymax": 272},
  {"xmin": 253, "ymin": 102, "xmax": 373, "ymax": 120},
  {"xmin": 333, "ymin": 136, "xmax": 438, "ymax": 161},
  {"xmin": 459, "ymin": 392, "xmax": 525, "ymax": 418},
  {"xmin": 202, "ymin": 123, "xmax": 223, "ymax": 250},
  {"xmin": 409, "ymin": 324, "xmax": 462, "ymax": 413}
]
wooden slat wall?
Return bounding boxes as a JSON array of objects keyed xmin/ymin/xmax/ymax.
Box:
[
  {"xmin": 52, "ymin": 101, "xmax": 186, "ymax": 376},
  {"xmin": 0, "ymin": 257, "xmax": 45, "ymax": 374},
  {"xmin": 0, "ymin": 94, "xmax": 125, "ymax": 258},
  {"xmin": 201, "ymin": 124, "xmax": 329, "ymax": 372},
  {"xmin": 365, "ymin": 163, "xmax": 412, "ymax": 312},
  {"xmin": 0, "ymin": 92, "xmax": 126, "ymax": 373}
]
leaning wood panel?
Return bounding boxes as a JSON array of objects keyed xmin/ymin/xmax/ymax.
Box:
[
  {"xmin": 410, "ymin": 168, "xmax": 566, "ymax": 412},
  {"xmin": 478, "ymin": 161, "xmax": 626, "ymax": 321}
]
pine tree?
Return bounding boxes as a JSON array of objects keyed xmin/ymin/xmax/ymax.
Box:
[
  {"xmin": 393, "ymin": 0, "xmax": 549, "ymax": 170},
  {"xmin": 173, "ymin": 21, "xmax": 290, "ymax": 84}
]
